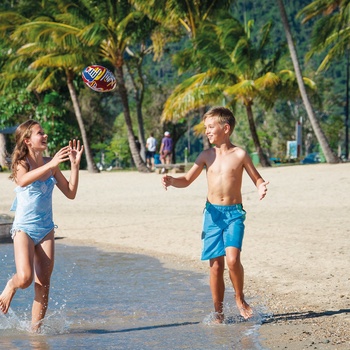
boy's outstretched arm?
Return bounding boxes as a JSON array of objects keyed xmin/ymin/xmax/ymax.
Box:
[
  {"xmin": 162, "ymin": 159, "xmax": 204, "ymax": 191},
  {"xmin": 257, "ymin": 179, "xmax": 269, "ymax": 200},
  {"xmin": 243, "ymin": 152, "xmax": 269, "ymax": 200}
]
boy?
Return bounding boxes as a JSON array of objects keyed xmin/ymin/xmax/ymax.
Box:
[{"xmin": 161, "ymin": 106, "xmax": 268, "ymax": 321}]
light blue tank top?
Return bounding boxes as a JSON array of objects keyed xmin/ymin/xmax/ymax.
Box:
[{"xmin": 10, "ymin": 175, "xmax": 57, "ymax": 245}]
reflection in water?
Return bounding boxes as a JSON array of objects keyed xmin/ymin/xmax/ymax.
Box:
[{"xmin": 0, "ymin": 242, "xmax": 269, "ymax": 349}]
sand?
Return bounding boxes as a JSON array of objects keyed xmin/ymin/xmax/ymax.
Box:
[{"xmin": 0, "ymin": 163, "xmax": 349, "ymax": 349}]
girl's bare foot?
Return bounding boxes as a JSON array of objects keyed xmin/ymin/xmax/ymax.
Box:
[
  {"xmin": 31, "ymin": 320, "xmax": 43, "ymax": 333},
  {"xmin": 212, "ymin": 312, "xmax": 225, "ymax": 324},
  {"xmin": 0, "ymin": 279, "xmax": 17, "ymax": 314}
]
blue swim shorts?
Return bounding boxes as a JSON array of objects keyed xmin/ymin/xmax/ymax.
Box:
[{"xmin": 201, "ymin": 202, "xmax": 246, "ymax": 260}]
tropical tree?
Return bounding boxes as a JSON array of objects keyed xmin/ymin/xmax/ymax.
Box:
[
  {"xmin": 131, "ymin": 0, "xmax": 232, "ymax": 153},
  {"xmin": 0, "ymin": 5, "xmax": 99, "ymax": 172},
  {"xmin": 130, "ymin": 0, "xmax": 232, "ymax": 40},
  {"xmin": 68, "ymin": 0, "xmax": 153, "ymax": 172},
  {"xmin": 163, "ymin": 15, "xmax": 313, "ymax": 167},
  {"xmin": 277, "ymin": 0, "xmax": 339, "ymax": 163},
  {"xmin": 2, "ymin": 0, "xmax": 159, "ymax": 172},
  {"xmin": 124, "ymin": 41, "xmax": 154, "ymax": 161},
  {"xmin": 297, "ymin": 0, "xmax": 349, "ymax": 159}
]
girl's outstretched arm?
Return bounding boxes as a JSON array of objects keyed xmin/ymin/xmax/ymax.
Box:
[
  {"xmin": 55, "ymin": 140, "xmax": 84, "ymax": 199},
  {"xmin": 15, "ymin": 147, "xmax": 71, "ymax": 187}
]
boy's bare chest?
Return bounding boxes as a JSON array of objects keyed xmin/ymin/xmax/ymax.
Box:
[{"xmin": 207, "ymin": 153, "xmax": 242, "ymax": 174}]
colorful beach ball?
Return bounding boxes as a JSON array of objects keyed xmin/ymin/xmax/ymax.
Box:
[{"xmin": 82, "ymin": 65, "xmax": 117, "ymax": 92}]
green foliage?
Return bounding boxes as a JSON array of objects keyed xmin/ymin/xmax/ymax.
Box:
[
  {"xmin": 0, "ymin": 0, "xmax": 348, "ymax": 167},
  {"xmin": 108, "ymin": 114, "xmax": 133, "ymax": 168}
]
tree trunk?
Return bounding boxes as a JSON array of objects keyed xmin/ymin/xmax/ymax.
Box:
[
  {"xmin": 277, "ymin": 0, "xmax": 339, "ymax": 164},
  {"xmin": 0, "ymin": 133, "xmax": 6, "ymax": 169},
  {"xmin": 345, "ymin": 50, "xmax": 349, "ymax": 159},
  {"xmin": 125, "ymin": 56, "xmax": 147, "ymax": 162},
  {"xmin": 135, "ymin": 61, "xmax": 146, "ymax": 162},
  {"xmin": 115, "ymin": 66, "xmax": 149, "ymax": 172},
  {"xmin": 245, "ymin": 103, "xmax": 271, "ymax": 167},
  {"xmin": 66, "ymin": 70, "xmax": 99, "ymax": 173}
]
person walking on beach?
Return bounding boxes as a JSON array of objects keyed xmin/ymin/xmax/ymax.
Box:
[
  {"xmin": 159, "ymin": 131, "xmax": 173, "ymax": 166},
  {"xmin": 161, "ymin": 106, "xmax": 268, "ymax": 322},
  {"xmin": 146, "ymin": 132, "xmax": 157, "ymax": 170},
  {"xmin": 0, "ymin": 119, "xmax": 84, "ymax": 332}
]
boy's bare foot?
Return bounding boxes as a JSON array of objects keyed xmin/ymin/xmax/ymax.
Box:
[
  {"xmin": 0, "ymin": 279, "xmax": 17, "ymax": 314},
  {"xmin": 237, "ymin": 299, "xmax": 253, "ymax": 319}
]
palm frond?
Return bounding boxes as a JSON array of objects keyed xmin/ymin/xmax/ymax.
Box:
[
  {"xmin": 254, "ymin": 72, "xmax": 280, "ymax": 89},
  {"xmin": 162, "ymin": 72, "xmax": 225, "ymax": 122},
  {"xmin": 224, "ymin": 80, "xmax": 257, "ymax": 99}
]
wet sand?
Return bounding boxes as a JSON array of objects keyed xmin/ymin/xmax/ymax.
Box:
[{"xmin": 0, "ymin": 163, "xmax": 349, "ymax": 349}]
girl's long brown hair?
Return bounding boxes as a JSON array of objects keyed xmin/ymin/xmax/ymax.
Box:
[{"xmin": 9, "ymin": 120, "xmax": 39, "ymax": 181}]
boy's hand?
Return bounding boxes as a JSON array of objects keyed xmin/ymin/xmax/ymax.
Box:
[
  {"xmin": 258, "ymin": 181, "xmax": 269, "ymax": 200},
  {"xmin": 162, "ymin": 174, "xmax": 173, "ymax": 190}
]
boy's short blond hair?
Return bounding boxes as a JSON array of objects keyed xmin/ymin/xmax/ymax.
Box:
[{"xmin": 203, "ymin": 106, "xmax": 236, "ymax": 135}]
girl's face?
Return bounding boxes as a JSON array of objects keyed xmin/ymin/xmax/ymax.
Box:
[
  {"xmin": 204, "ymin": 117, "xmax": 229, "ymax": 145},
  {"xmin": 25, "ymin": 124, "xmax": 48, "ymax": 151}
]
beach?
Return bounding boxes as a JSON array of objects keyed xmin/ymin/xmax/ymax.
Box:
[{"xmin": 0, "ymin": 163, "xmax": 349, "ymax": 349}]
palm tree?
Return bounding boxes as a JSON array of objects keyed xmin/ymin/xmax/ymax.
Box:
[
  {"xmin": 277, "ymin": 0, "xmax": 339, "ymax": 163},
  {"xmin": 124, "ymin": 37, "xmax": 156, "ymax": 161},
  {"xmin": 298, "ymin": 0, "xmax": 349, "ymax": 159},
  {"xmin": 0, "ymin": 6, "xmax": 99, "ymax": 172},
  {"xmin": 74, "ymin": 0, "xmax": 155, "ymax": 172},
  {"xmin": 163, "ymin": 16, "xmax": 306, "ymax": 167},
  {"xmin": 9, "ymin": 22, "xmax": 99, "ymax": 172},
  {"xmin": 131, "ymin": 0, "xmax": 231, "ymax": 39},
  {"xmin": 3, "ymin": 0, "xmax": 154, "ymax": 172},
  {"xmin": 131, "ymin": 0, "xmax": 232, "ymax": 151}
]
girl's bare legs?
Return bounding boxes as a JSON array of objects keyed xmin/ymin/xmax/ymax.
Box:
[
  {"xmin": 209, "ymin": 256, "xmax": 225, "ymax": 322},
  {"xmin": 225, "ymin": 247, "xmax": 252, "ymax": 319},
  {"xmin": 0, "ymin": 232, "xmax": 35, "ymax": 314},
  {"xmin": 31, "ymin": 230, "xmax": 55, "ymax": 332},
  {"xmin": 0, "ymin": 230, "xmax": 55, "ymax": 332}
]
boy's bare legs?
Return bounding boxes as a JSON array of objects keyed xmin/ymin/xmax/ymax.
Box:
[
  {"xmin": 209, "ymin": 257, "xmax": 225, "ymax": 322},
  {"xmin": 226, "ymin": 247, "xmax": 252, "ymax": 319},
  {"xmin": 0, "ymin": 232, "xmax": 35, "ymax": 314},
  {"xmin": 31, "ymin": 231, "xmax": 55, "ymax": 332}
]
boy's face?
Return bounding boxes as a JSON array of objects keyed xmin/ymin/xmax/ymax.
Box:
[{"xmin": 204, "ymin": 116, "xmax": 229, "ymax": 145}]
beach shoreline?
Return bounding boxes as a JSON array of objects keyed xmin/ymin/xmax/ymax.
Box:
[{"xmin": 1, "ymin": 163, "xmax": 349, "ymax": 348}]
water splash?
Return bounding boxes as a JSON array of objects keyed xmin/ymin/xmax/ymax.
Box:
[
  {"xmin": 0, "ymin": 307, "xmax": 71, "ymax": 335},
  {"xmin": 0, "ymin": 243, "xmax": 272, "ymax": 349}
]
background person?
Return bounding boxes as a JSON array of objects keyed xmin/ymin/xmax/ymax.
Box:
[
  {"xmin": 159, "ymin": 131, "xmax": 173, "ymax": 166},
  {"xmin": 146, "ymin": 132, "xmax": 157, "ymax": 170}
]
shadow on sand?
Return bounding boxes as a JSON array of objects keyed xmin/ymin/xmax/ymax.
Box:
[
  {"xmin": 263, "ymin": 308, "xmax": 350, "ymax": 324},
  {"xmin": 78, "ymin": 321, "xmax": 200, "ymax": 335}
]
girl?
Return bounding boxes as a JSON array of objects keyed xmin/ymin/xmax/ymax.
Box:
[{"xmin": 0, "ymin": 119, "xmax": 84, "ymax": 331}]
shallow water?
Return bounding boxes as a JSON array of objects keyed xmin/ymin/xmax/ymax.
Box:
[{"xmin": 0, "ymin": 242, "xmax": 269, "ymax": 349}]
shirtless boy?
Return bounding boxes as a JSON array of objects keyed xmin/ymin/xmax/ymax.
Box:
[{"xmin": 161, "ymin": 106, "xmax": 268, "ymax": 321}]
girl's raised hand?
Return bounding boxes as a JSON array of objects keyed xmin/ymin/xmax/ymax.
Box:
[
  {"xmin": 51, "ymin": 146, "xmax": 71, "ymax": 167},
  {"xmin": 68, "ymin": 139, "xmax": 84, "ymax": 166}
]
